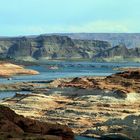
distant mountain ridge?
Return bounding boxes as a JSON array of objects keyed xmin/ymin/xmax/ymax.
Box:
[
  {"xmin": 0, "ymin": 35, "xmax": 111, "ymax": 61},
  {"xmin": 0, "ymin": 34, "xmax": 140, "ymax": 62},
  {"xmin": 54, "ymin": 33, "xmax": 140, "ymax": 48},
  {"xmin": 94, "ymin": 44, "xmax": 140, "ymax": 62}
]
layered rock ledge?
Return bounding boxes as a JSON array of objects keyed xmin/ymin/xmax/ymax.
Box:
[
  {"xmin": 58, "ymin": 69, "xmax": 140, "ymax": 95},
  {"xmin": 0, "ymin": 105, "xmax": 74, "ymax": 140}
]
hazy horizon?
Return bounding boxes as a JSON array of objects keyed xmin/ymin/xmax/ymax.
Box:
[{"xmin": 1, "ymin": 32, "xmax": 140, "ymax": 38}]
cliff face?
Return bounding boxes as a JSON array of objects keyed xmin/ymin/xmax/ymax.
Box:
[
  {"xmin": 0, "ymin": 34, "xmax": 140, "ymax": 62},
  {"xmin": 94, "ymin": 44, "xmax": 140, "ymax": 62},
  {"xmin": 33, "ymin": 35, "xmax": 80, "ymax": 59},
  {"xmin": 73, "ymin": 39, "xmax": 111, "ymax": 58},
  {"xmin": 0, "ymin": 35, "xmax": 111, "ymax": 60},
  {"xmin": 95, "ymin": 44, "xmax": 129, "ymax": 58},
  {"xmin": 60, "ymin": 33, "xmax": 140, "ymax": 48}
]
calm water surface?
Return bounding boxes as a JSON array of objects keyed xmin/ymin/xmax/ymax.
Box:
[
  {"xmin": 0, "ymin": 61, "xmax": 140, "ymax": 84},
  {"xmin": 0, "ymin": 91, "xmax": 31, "ymax": 99},
  {"xmin": 75, "ymin": 136, "xmax": 96, "ymax": 140}
]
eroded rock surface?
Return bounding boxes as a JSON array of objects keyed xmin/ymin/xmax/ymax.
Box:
[
  {"xmin": 0, "ymin": 105, "xmax": 74, "ymax": 140},
  {"xmin": 1, "ymin": 89, "xmax": 140, "ymax": 139},
  {"xmin": 0, "ymin": 70, "xmax": 140, "ymax": 139},
  {"xmin": 57, "ymin": 70, "xmax": 140, "ymax": 95},
  {"xmin": 0, "ymin": 82, "xmax": 40, "ymax": 92}
]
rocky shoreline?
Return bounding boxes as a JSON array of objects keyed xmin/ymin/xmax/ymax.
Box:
[{"xmin": 0, "ymin": 70, "xmax": 140, "ymax": 139}]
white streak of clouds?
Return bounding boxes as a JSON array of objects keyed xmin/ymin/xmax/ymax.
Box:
[
  {"xmin": 1, "ymin": 20, "xmax": 139, "ymax": 36},
  {"xmin": 23, "ymin": 20, "xmax": 138, "ymax": 34}
]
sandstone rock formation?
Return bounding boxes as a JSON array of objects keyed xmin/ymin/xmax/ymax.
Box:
[
  {"xmin": 0, "ymin": 105, "xmax": 74, "ymax": 140},
  {"xmin": 0, "ymin": 82, "xmax": 39, "ymax": 91},
  {"xmin": 1, "ymin": 88, "xmax": 140, "ymax": 139},
  {"xmin": 0, "ymin": 62, "xmax": 39, "ymax": 77},
  {"xmin": 63, "ymin": 33, "xmax": 140, "ymax": 48},
  {"xmin": 0, "ymin": 35, "xmax": 111, "ymax": 60},
  {"xmin": 0, "ymin": 70, "xmax": 140, "ymax": 139},
  {"xmin": 0, "ymin": 34, "xmax": 140, "ymax": 62},
  {"xmin": 57, "ymin": 70, "xmax": 140, "ymax": 95},
  {"xmin": 95, "ymin": 44, "xmax": 129, "ymax": 58}
]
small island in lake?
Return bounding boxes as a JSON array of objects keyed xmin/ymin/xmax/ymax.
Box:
[{"xmin": 0, "ymin": 61, "xmax": 39, "ymax": 78}]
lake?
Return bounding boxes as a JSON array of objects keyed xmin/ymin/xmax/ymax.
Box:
[
  {"xmin": 75, "ymin": 136, "xmax": 96, "ymax": 140},
  {"xmin": 0, "ymin": 61, "xmax": 140, "ymax": 84},
  {"xmin": 0, "ymin": 91, "xmax": 31, "ymax": 99}
]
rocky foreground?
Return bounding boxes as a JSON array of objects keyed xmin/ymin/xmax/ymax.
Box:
[
  {"xmin": 0, "ymin": 105, "xmax": 74, "ymax": 140},
  {"xmin": 0, "ymin": 62, "xmax": 39, "ymax": 77},
  {"xmin": 0, "ymin": 70, "xmax": 140, "ymax": 139}
]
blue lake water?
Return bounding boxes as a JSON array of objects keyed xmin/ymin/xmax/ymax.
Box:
[
  {"xmin": 75, "ymin": 136, "xmax": 96, "ymax": 140},
  {"xmin": 0, "ymin": 61, "xmax": 140, "ymax": 84},
  {"xmin": 0, "ymin": 61, "xmax": 139, "ymax": 101},
  {"xmin": 0, "ymin": 91, "xmax": 31, "ymax": 99}
]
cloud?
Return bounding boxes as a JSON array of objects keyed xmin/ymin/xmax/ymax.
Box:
[
  {"xmin": 33, "ymin": 20, "xmax": 138, "ymax": 33},
  {"xmin": 66, "ymin": 21, "xmax": 130, "ymax": 33}
]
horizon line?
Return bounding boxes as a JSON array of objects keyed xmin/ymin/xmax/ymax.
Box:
[{"xmin": 1, "ymin": 32, "xmax": 140, "ymax": 38}]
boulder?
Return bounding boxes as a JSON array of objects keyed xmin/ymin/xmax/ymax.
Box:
[
  {"xmin": 113, "ymin": 90, "xmax": 128, "ymax": 98},
  {"xmin": 0, "ymin": 105, "xmax": 74, "ymax": 140},
  {"xmin": 115, "ymin": 70, "xmax": 140, "ymax": 79}
]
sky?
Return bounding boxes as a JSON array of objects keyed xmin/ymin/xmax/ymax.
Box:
[{"xmin": 0, "ymin": 0, "xmax": 140, "ymax": 36}]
